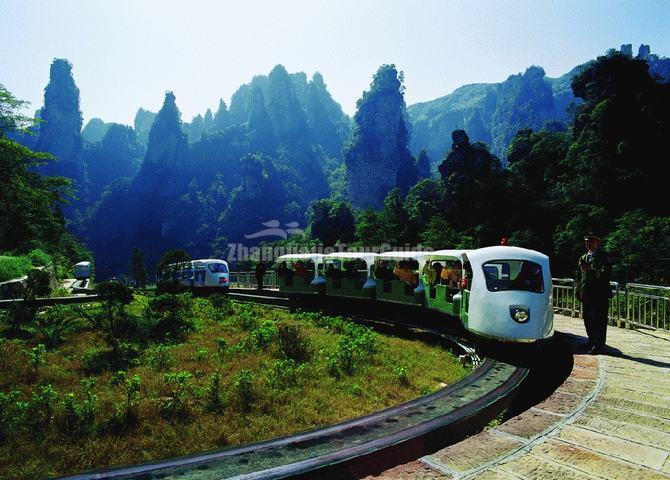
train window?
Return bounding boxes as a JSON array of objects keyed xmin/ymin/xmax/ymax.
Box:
[
  {"xmin": 208, "ymin": 263, "xmax": 228, "ymax": 273},
  {"xmin": 482, "ymin": 260, "xmax": 543, "ymax": 293}
]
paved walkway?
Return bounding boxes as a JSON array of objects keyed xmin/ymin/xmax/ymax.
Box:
[{"xmin": 365, "ymin": 314, "xmax": 670, "ymax": 479}]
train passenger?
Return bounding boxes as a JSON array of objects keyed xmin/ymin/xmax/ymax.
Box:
[
  {"xmin": 325, "ymin": 263, "xmax": 339, "ymax": 279},
  {"xmin": 432, "ymin": 262, "xmax": 443, "ymax": 286},
  {"xmin": 513, "ymin": 262, "xmax": 543, "ymax": 292},
  {"xmin": 294, "ymin": 261, "xmax": 308, "ymax": 277},
  {"xmin": 277, "ymin": 261, "xmax": 294, "ymax": 286},
  {"xmin": 422, "ymin": 260, "xmax": 436, "ymax": 285},
  {"xmin": 344, "ymin": 261, "xmax": 359, "ymax": 280},
  {"xmin": 393, "ymin": 261, "xmax": 417, "ymax": 286}
]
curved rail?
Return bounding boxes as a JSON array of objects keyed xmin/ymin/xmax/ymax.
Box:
[{"xmin": 51, "ymin": 290, "xmax": 528, "ymax": 480}]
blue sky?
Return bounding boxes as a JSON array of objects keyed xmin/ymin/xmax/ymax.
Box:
[{"xmin": 1, "ymin": 0, "xmax": 668, "ymax": 125}]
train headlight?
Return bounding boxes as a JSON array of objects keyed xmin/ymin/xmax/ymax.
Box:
[{"xmin": 510, "ymin": 306, "xmax": 530, "ymax": 323}]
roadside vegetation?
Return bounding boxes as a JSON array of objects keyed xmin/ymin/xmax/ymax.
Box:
[{"xmin": 0, "ymin": 285, "xmax": 467, "ymax": 479}]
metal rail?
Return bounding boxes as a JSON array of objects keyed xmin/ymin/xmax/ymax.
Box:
[{"xmin": 552, "ymin": 278, "xmax": 670, "ymax": 331}]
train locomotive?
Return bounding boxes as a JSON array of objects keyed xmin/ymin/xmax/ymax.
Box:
[{"xmin": 274, "ymin": 246, "xmax": 554, "ymax": 343}]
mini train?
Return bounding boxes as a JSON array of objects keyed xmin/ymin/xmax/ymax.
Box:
[
  {"xmin": 163, "ymin": 259, "xmax": 230, "ymax": 291},
  {"xmin": 274, "ymin": 247, "xmax": 554, "ymax": 343}
]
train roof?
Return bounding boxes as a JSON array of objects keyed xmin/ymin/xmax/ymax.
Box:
[
  {"xmin": 425, "ymin": 249, "xmax": 471, "ymax": 260},
  {"xmin": 464, "ymin": 246, "xmax": 549, "ymax": 266},
  {"xmin": 192, "ymin": 258, "xmax": 228, "ymax": 264},
  {"xmin": 275, "ymin": 253, "xmax": 324, "ymax": 263},
  {"xmin": 323, "ymin": 252, "xmax": 378, "ymax": 265},
  {"xmin": 376, "ymin": 251, "xmax": 430, "ymax": 262}
]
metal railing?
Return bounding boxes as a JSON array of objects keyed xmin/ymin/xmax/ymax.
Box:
[
  {"xmin": 551, "ymin": 278, "xmax": 670, "ymax": 332},
  {"xmin": 229, "ymin": 271, "xmax": 279, "ymax": 290}
]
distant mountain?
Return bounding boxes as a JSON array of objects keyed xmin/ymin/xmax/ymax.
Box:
[{"xmin": 407, "ymin": 44, "xmax": 669, "ymax": 163}]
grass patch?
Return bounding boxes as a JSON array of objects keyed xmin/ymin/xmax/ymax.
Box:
[{"xmin": 0, "ymin": 295, "xmax": 468, "ymax": 479}]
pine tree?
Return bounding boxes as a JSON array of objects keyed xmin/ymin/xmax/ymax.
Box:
[{"xmin": 130, "ymin": 247, "xmax": 148, "ymax": 288}]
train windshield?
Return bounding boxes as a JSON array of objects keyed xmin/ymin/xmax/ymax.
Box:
[
  {"xmin": 208, "ymin": 263, "xmax": 228, "ymax": 274},
  {"xmin": 482, "ymin": 260, "xmax": 543, "ymax": 293}
]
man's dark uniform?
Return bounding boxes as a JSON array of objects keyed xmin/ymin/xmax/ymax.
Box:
[
  {"xmin": 576, "ymin": 248, "xmax": 612, "ymax": 349},
  {"xmin": 255, "ymin": 262, "xmax": 267, "ymax": 290}
]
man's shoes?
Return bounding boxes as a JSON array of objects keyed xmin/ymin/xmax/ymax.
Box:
[{"xmin": 588, "ymin": 345, "xmax": 604, "ymax": 355}]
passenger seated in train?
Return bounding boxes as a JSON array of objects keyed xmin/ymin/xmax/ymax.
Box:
[
  {"xmin": 422, "ymin": 260, "xmax": 436, "ymax": 285},
  {"xmin": 393, "ymin": 261, "xmax": 417, "ymax": 286},
  {"xmin": 277, "ymin": 261, "xmax": 294, "ymax": 286},
  {"xmin": 432, "ymin": 262, "xmax": 443, "ymax": 285},
  {"xmin": 294, "ymin": 261, "xmax": 308, "ymax": 277},
  {"xmin": 343, "ymin": 261, "xmax": 359, "ymax": 280},
  {"xmin": 511, "ymin": 262, "xmax": 543, "ymax": 292},
  {"xmin": 326, "ymin": 262, "xmax": 343, "ymax": 287},
  {"xmin": 376, "ymin": 260, "xmax": 394, "ymax": 292}
]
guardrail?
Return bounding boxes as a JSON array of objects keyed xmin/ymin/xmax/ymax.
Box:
[
  {"xmin": 229, "ymin": 271, "xmax": 279, "ymax": 289},
  {"xmin": 551, "ymin": 278, "xmax": 669, "ymax": 332}
]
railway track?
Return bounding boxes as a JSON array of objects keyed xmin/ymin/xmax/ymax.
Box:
[{"xmin": 31, "ymin": 288, "xmax": 530, "ymax": 480}]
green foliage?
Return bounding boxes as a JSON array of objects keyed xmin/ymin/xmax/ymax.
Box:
[
  {"xmin": 110, "ymin": 371, "xmax": 141, "ymax": 426},
  {"xmin": 31, "ymin": 384, "xmax": 58, "ymax": 426},
  {"xmin": 394, "ymin": 366, "xmax": 410, "ymax": 386},
  {"xmin": 145, "ymin": 292, "xmax": 194, "ymax": 340},
  {"xmin": 605, "ymin": 211, "xmax": 670, "ymax": 283},
  {"xmin": 216, "ymin": 337, "xmax": 228, "ymax": 360},
  {"xmin": 210, "ymin": 294, "xmax": 234, "ymax": 315},
  {"xmin": 61, "ymin": 379, "xmax": 97, "ymax": 437},
  {"xmin": 130, "ymin": 247, "xmax": 148, "ymax": 288},
  {"xmin": 0, "ymin": 390, "xmax": 20, "ymax": 440},
  {"xmin": 277, "ymin": 324, "xmax": 312, "ymax": 363},
  {"xmin": 142, "ymin": 344, "xmax": 175, "ymax": 371},
  {"xmin": 329, "ymin": 322, "xmax": 378, "ymax": 376},
  {"xmin": 268, "ymin": 359, "xmax": 306, "ymax": 388},
  {"xmin": 205, "ymin": 371, "xmax": 223, "ymax": 412},
  {"xmin": 160, "ymin": 371, "xmax": 193, "ymax": 417},
  {"xmin": 0, "ymin": 256, "xmax": 32, "ymax": 282},
  {"xmin": 249, "ymin": 320, "xmax": 278, "ymax": 350},
  {"xmin": 308, "ymin": 199, "xmax": 355, "ymax": 246},
  {"xmin": 27, "ymin": 344, "xmax": 46, "ymax": 382},
  {"xmin": 32, "ymin": 305, "xmax": 77, "ymax": 348},
  {"xmin": 232, "ymin": 369, "xmax": 256, "ymax": 412}
]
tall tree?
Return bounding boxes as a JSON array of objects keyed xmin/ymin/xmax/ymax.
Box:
[{"xmin": 130, "ymin": 247, "xmax": 148, "ymax": 287}]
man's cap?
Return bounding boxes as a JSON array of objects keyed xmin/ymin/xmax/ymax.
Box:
[{"xmin": 584, "ymin": 234, "xmax": 601, "ymax": 241}]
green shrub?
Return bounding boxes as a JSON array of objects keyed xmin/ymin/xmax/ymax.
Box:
[
  {"xmin": 277, "ymin": 324, "xmax": 311, "ymax": 363},
  {"xmin": 268, "ymin": 359, "xmax": 306, "ymax": 388},
  {"xmin": 27, "ymin": 249, "xmax": 52, "ymax": 267},
  {"xmin": 31, "ymin": 383, "xmax": 58, "ymax": 426},
  {"xmin": 160, "ymin": 371, "xmax": 193, "ymax": 417},
  {"xmin": 32, "ymin": 305, "xmax": 77, "ymax": 348},
  {"xmin": 0, "ymin": 390, "xmax": 20, "ymax": 441},
  {"xmin": 336, "ymin": 337, "xmax": 356, "ymax": 375},
  {"xmin": 236, "ymin": 303, "xmax": 258, "ymax": 330},
  {"xmin": 110, "ymin": 371, "xmax": 141, "ymax": 427},
  {"xmin": 49, "ymin": 286, "xmax": 71, "ymax": 298},
  {"xmin": 27, "ymin": 343, "xmax": 46, "ymax": 382},
  {"xmin": 205, "ymin": 371, "xmax": 223, "ymax": 412},
  {"xmin": 216, "ymin": 337, "xmax": 228, "ymax": 360},
  {"xmin": 0, "ymin": 255, "xmax": 31, "ymax": 282},
  {"xmin": 395, "ymin": 366, "xmax": 410, "ymax": 386},
  {"xmin": 192, "ymin": 346, "xmax": 209, "ymax": 362},
  {"xmin": 143, "ymin": 344, "xmax": 175, "ymax": 371},
  {"xmin": 233, "ymin": 369, "xmax": 256, "ymax": 412},
  {"xmin": 146, "ymin": 293, "xmax": 194, "ymax": 340},
  {"xmin": 210, "ymin": 294, "xmax": 235, "ymax": 315},
  {"xmin": 250, "ymin": 320, "xmax": 278, "ymax": 350},
  {"xmin": 82, "ymin": 343, "xmax": 139, "ymax": 374},
  {"xmin": 61, "ymin": 379, "xmax": 97, "ymax": 437}
]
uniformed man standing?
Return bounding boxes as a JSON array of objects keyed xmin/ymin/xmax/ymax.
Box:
[{"xmin": 576, "ymin": 235, "xmax": 612, "ymax": 354}]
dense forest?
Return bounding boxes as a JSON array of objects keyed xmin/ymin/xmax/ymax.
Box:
[{"xmin": 3, "ymin": 44, "xmax": 669, "ymax": 283}]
